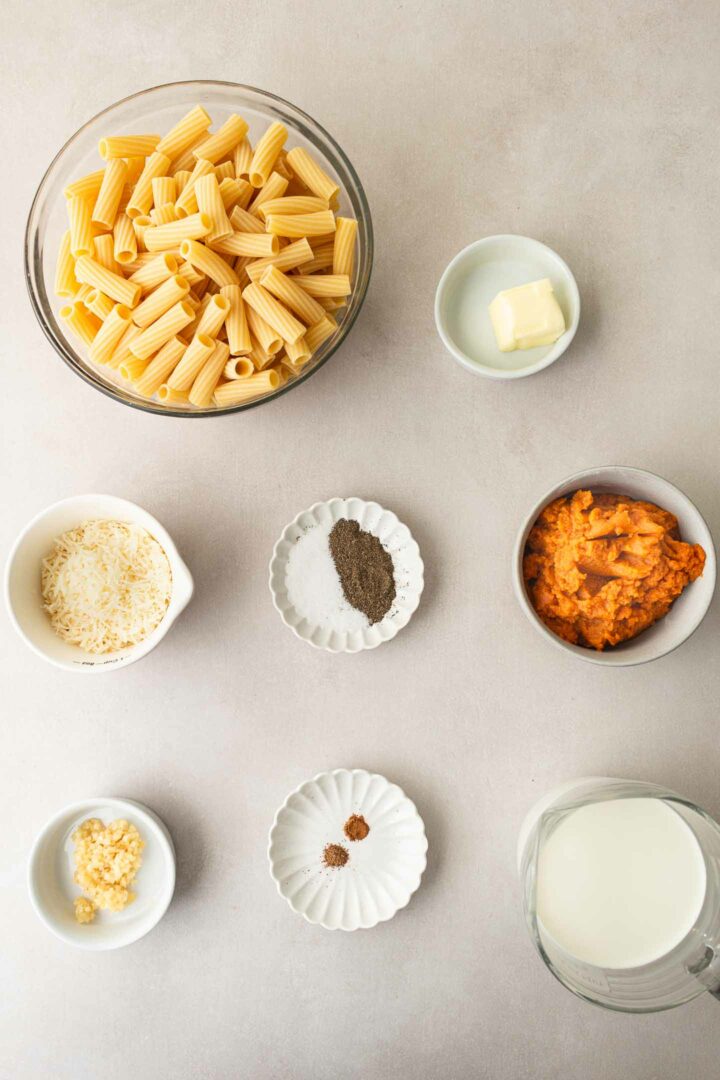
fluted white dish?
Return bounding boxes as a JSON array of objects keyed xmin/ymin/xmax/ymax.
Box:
[
  {"xmin": 269, "ymin": 497, "xmax": 424, "ymax": 652},
  {"xmin": 268, "ymin": 769, "xmax": 428, "ymax": 931},
  {"xmin": 4, "ymin": 494, "xmax": 194, "ymax": 673}
]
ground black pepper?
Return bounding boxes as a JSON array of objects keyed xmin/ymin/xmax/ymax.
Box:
[{"xmin": 329, "ymin": 519, "xmax": 396, "ymax": 625}]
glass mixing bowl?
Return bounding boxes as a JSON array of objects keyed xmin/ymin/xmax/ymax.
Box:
[{"xmin": 25, "ymin": 81, "xmax": 373, "ymax": 417}]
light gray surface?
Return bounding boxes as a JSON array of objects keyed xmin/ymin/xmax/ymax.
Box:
[{"xmin": 2, "ymin": 2, "xmax": 719, "ymax": 1078}]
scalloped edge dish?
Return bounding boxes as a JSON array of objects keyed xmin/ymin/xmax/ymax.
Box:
[
  {"xmin": 268, "ymin": 497, "xmax": 424, "ymax": 652},
  {"xmin": 268, "ymin": 769, "xmax": 428, "ymax": 931}
]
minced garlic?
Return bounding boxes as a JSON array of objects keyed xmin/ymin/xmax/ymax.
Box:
[
  {"xmin": 72, "ymin": 817, "xmax": 144, "ymax": 922},
  {"xmin": 74, "ymin": 896, "xmax": 97, "ymax": 924}
]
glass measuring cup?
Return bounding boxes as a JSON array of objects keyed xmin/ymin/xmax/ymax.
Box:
[{"xmin": 518, "ymin": 778, "xmax": 720, "ymax": 1012}]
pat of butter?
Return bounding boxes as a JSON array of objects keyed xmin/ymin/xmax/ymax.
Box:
[{"xmin": 488, "ymin": 278, "xmax": 566, "ymax": 352}]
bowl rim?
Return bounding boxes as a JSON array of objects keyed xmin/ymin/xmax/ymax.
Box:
[
  {"xmin": 4, "ymin": 493, "xmax": 194, "ymax": 673},
  {"xmin": 268, "ymin": 496, "xmax": 425, "ymax": 653},
  {"xmin": 24, "ymin": 79, "xmax": 373, "ymax": 418},
  {"xmin": 434, "ymin": 233, "xmax": 581, "ymax": 380},
  {"xmin": 512, "ymin": 465, "xmax": 717, "ymax": 666},
  {"xmin": 267, "ymin": 767, "xmax": 428, "ymax": 931},
  {"xmin": 27, "ymin": 795, "xmax": 176, "ymax": 950}
]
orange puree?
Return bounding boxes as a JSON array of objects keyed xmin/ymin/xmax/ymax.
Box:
[{"xmin": 523, "ymin": 489, "xmax": 706, "ymax": 650}]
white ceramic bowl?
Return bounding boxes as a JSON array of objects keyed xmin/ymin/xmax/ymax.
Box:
[
  {"xmin": 513, "ymin": 466, "xmax": 716, "ymax": 666},
  {"xmin": 269, "ymin": 497, "xmax": 424, "ymax": 652},
  {"xmin": 435, "ymin": 234, "xmax": 580, "ymax": 379},
  {"xmin": 268, "ymin": 769, "xmax": 428, "ymax": 931},
  {"xmin": 5, "ymin": 494, "xmax": 194, "ymax": 672},
  {"xmin": 28, "ymin": 796, "xmax": 175, "ymax": 950}
]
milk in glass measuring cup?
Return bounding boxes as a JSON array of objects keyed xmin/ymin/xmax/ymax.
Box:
[{"xmin": 518, "ymin": 778, "xmax": 720, "ymax": 1012}]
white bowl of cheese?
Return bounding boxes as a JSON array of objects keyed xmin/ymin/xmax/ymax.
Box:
[{"xmin": 4, "ymin": 494, "xmax": 194, "ymax": 672}]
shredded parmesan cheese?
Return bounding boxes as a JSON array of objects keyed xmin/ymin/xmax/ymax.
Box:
[{"xmin": 41, "ymin": 519, "xmax": 172, "ymax": 653}]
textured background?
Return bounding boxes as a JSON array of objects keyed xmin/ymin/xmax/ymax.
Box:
[{"xmin": 2, "ymin": 2, "xmax": 719, "ymax": 1077}]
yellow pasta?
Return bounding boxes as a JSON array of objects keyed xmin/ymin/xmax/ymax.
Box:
[
  {"xmin": 64, "ymin": 169, "xmax": 105, "ymax": 201},
  {"xmin": 265, "ymin": 210, "xmax": 336, "ymax": 239},
  {"xmin": 151, "ymin": 176, "xmax": 176, "ymax": 210},
  {"xmin": 125, "ymin": 157, "xmax": 145, "ymax": 184},
  {"xmin": 132, "ymin": 274, "xmax": 190, "ymax": 328},
  {"xmin": 249, "ymin": 121, "xmax": 288, "ymax": 188},
  {"xmin": 196, "ymin": 293, "xmax": 230, "ymax": 338},
  {"xmin": 157, "ymin": 385, "xmax": 190, "ymax": 404},
  {"xmin": 174, "ymin": 158, "xmax": 214, "ymax": 216},
  {"xmin": 333, "ymin": 217, "xmax": 358, "ymax": 277},
  {"xmin": 176, "ymin": 259, "xmax": 205, "ymax": 287},
  {"xmin": 224, "ymin": 356, "xmax": 254, "ymax": 379},
  {"xmin": 156, "ymin": 105, "xmax": 212, "ymax": 161},
  {"xmin": 132, "ymin": 216, "xmax": 153, "ymax": 252},
  {"xmin": 219, "ymin": 177, "xmax": 253, "ymax": 212},
  {"xmin": 257, "ymin": 196, "xmax": 328, "ymax": 218},
  {"xmin": 283, "ymin": 336, "xmax": 312, "ymax": 368},
  {"xmin": 67, "ymin": 195, "xmax": 94, "ymax": 258},
  {"xmin": 298, "ymin": 242, "xmax": 335, "ymax": 275},
  {"xmin": 60, "ymin": 302, "xmax": 101, "ymax": 346},
  {"xmin": 195, "ymin": 174, "xmax": 233, "ymax": 243},
  {"xmin": 245, "ymin": 238, "xmax": 314, "ymax": 282},
  {"xmin": 126, "ymin": 151, "xmax": 171, "ymax": 219},
  {"xmin": 134, "ymin": 336, "xmax": 187, "ymax": 397},
  {"xmin": 179, "ymin": 238, "xmax": 239, "ymax": 286},
  {"xmin": 318, "ymin": 296, "xmax": 347, "ymax": 312},
  {"xmin": 292, "ymin": 274, "xmax": 351, "ymax": 298},
  {"xmin": 166, "ymin": 332, "xmax": 215, "ymax": 390},
  {"xmin": 93, "ymin": 233, "xmax": 121, "ymax": 273},
  {"xmin": 210, "ymin": 232, "xmax": 279, "ymax": 258},
  {"xmin": 174, "ymin": 169, "xmax": 192, "ymax": 194},
  {"xmin": 88, "ymin": 303, "xmax": 132, "ymax": 364},
  {"xmin": 119, "ymin": 356, "xmax": 150, "ymax": 381},
  {"xmin": 144, "ymin": 212, "xmax": 212, "ymax": 252},
  {"xmin": 214, "ymin": 370, "xmax": 279, "ymax": 407},
  {"xmin": 285, "ymin": 147, "xmax": 339, "ymax": 201},
  {"xmin": 304, "ymin": 315, "xmax": 337, "ymax": 352},
  {"xmin": 220, "ymin": 284, "xmax": 251, "ymax": 355},
  {"xmin": 242, "ymin": 282, "xmax": 305, "ymax": 344},
  {"xmin": 74, "ymin": 255, "xmax": 141, "ymax": 307},
  {"xmin": 91, "ymin": 159, "xmax": 128, "ymax": 230},
  {"xmin": 149, "ymin": 204, "xmax": 180, "ymax": 226},
  {"xmin": 233, "ymin": 138, "xmax": 253, "ymax": 179},
  {"xmin": 129, "ymin": 300, "xmax": 195, "ymax": 360},
  {"xmin": 85, "ymin": 289, "xmax": 115, "ymax": 321},
  {"xmin": 113, "ymin": 213, "xmax": 137, "ymax": 265},
  {"xmin": 74, "ymin": 283, "xmax": 94, "ymax": 303},
  {"xmin": 229, "ymin": 205, "xmax": 266, "ymax": 234},
  {"xmin": 188, "ymin": 340, "xmax": 230, "ymax": 406},
  {"xmin": 246, "ymin": 307, "xmax": 282, "ymax": 356},
  {"xmin": 214, "ymin": 161, "xmax": 235, "ymax": 182},
  {"xmin": 248, "ymin": 172, "xmax": 289, "ymax": 216},
  {"xmin": 248, "ymin": 336, "xmax": 275, "ymax": 370},
  {"xmin": 99, "ymin": 134, "xmax": 160, "ymax": 159},
  {"xmin": 54, "ymin": 231, "xmax": 78, "ymax": 298},
  {"xmin": 274, "ymin": 150, "xmax": 294, "ymax": 181},
  {"xmin": 107, "ymin": 323, "xmax": 143, "ymax": 369},
  {"xmin": 259, "ymin": 265, "xmax": 326, "ymax": 326},
  {"xmin": 193, "ymin": 113, "xmax": 248, "ymax": 164}
]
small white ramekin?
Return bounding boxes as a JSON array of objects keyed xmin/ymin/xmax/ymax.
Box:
[
  {"xmin": 4, "ymin": 494, "xmax": 194, "ymax": 673},
  {"xmin": 28, "ymin": 796, "xmax": 175, "ymax": 950},
  {"xmin": 513, "ymin": 466, "xmax": 716, "ymax": 666},
  {"xmin": 435, "ymin": 234, "xmax": 580, "ymax": 379}
]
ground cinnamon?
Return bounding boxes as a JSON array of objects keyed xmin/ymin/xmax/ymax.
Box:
[
  {"xmin": 344, "ymin": 814, "xmax": 370, "ymax": 842},
  {"xmin": 323, "ymin": 843, "xmax": 349, "ymax": 868},
  {"xmin": 329, "ymin": 519, "xmax": 396, "ymax": 625}
]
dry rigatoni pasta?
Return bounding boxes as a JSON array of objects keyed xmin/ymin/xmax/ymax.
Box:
[{"xmin": 53, "ymin": 103, "xmax": 357, "ymax": 409}]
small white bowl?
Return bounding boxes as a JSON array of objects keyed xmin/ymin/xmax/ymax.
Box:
[
  {"xmin": 269, "ymin": 497, "xmax": 424, "ymax": 653},
  {"xmin": 4, "ymin": 494, "xmax": 194, "ymax": 673},
  {"xmin": 435, "ymin": 234, "xmax": 580, "ymax": 379},
  {"xmin": 28, "ymin": 796, "xmax": 175, "ymax": 950},
  {"xmin": 513, "ymin": 466, "xmax": 716, "ymax": 666},
  {"xmin": 268, "ymin": 769, "xmax": 428, "ymax": 931}
]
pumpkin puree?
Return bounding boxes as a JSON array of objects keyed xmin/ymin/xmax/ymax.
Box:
[{"xmin": 523, "ymin": 489, "xmax": 706, "ymax": 650}]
